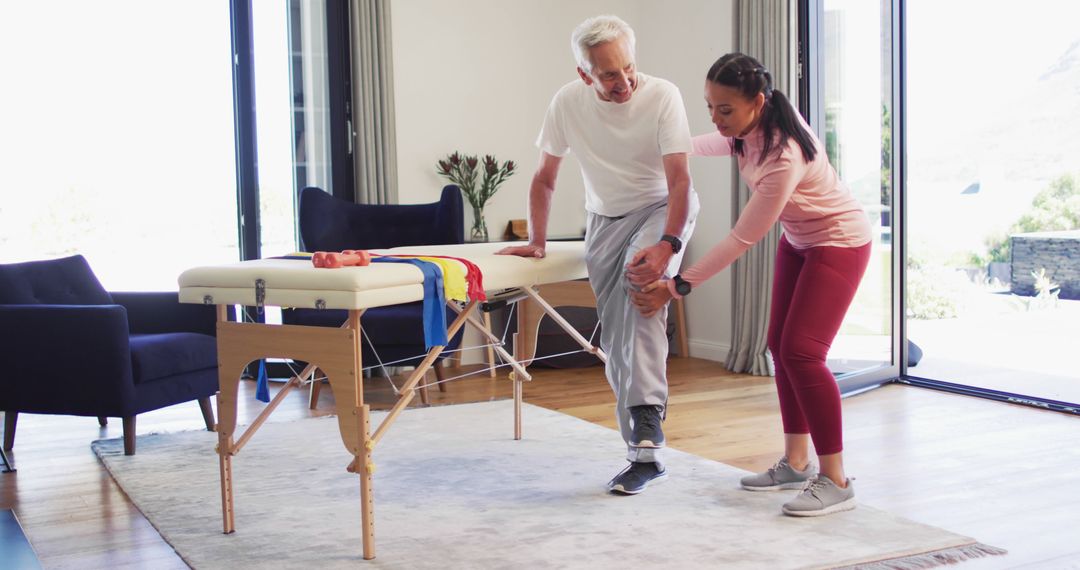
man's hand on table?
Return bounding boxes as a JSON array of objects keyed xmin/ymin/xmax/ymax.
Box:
[{"xmin": 496, "ymin": 243, "xmax": 546, "ymax": 258}]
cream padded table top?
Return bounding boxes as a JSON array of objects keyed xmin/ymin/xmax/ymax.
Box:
[{"xmin": 178, "ymin": 241, "xmax": 587, "ymax": 310}]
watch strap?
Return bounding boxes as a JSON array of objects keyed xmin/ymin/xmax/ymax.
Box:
[{"xmin": 660, "ymin": 234, "xmax": 682, "ymax": 254}]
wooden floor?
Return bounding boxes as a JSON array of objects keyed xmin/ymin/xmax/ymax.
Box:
[{"xmin": 2, "ymin": 358, "xmax": 1078, "ymax": 569}]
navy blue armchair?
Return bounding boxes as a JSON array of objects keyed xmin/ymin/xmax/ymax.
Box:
[
  {"xmin": 284, "ymin": 186, "xmax": 465, "ymax": 405},
  {"xmin": 0, "ymin": 255, "xmax": 219, "ymax": 456}
]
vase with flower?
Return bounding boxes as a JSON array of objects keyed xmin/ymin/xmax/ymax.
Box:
[{"xmin": 436, "ymin": 152, "xmax": 516, "ymax": 242}]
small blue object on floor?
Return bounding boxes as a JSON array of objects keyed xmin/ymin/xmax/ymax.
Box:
[{"xmin": 1, "ymin": 509, "xmax": 42, "ymax": 569}]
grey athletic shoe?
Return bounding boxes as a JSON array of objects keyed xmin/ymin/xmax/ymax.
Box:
[
  {"xmin": 740, "ymin": 457, "xmax": 817, "ymax": 491},
  {"xmin": 782, "ymin": 474, "xmax": 856, "ymax": 517},
  {"xmin": 629, "ymin": 405, "xmax": 665, "ymax": 448},
  {"xmin": 607, "ymin": 461, "xmax": 668, "ymax": 495}
]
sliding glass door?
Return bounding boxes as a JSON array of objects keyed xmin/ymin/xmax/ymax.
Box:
[
  {"xmin": 807, "ymin": 0, "xmax": 900, "ymax": 391},
  {"xmin": 246, "ymin": 0, "xmax": 335, "ymax": 328},
  {"xmin": 252, "ymin": 0, "xmax": 333, "ymax": 260},
  {"xmin": 808, "ymin": 0, "xmax": 1080, "ymax": 411},
  {"xmin": 903, "ymin": 0, "xmax": 1080, "ymax": 409}
]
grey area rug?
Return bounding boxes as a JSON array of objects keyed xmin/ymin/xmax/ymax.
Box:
[{"xmin": 92, "ymin": 401, "xmax": 1003, "ymax": 569}]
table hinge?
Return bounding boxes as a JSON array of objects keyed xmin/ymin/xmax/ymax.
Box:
[{"xmin": 255, "ymin": 279, "xmax": 266, "ymax": 314}]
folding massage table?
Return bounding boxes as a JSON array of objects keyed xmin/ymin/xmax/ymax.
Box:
[{"xmin": 178, "ymin": 240, "xmax": 606, "ymax": 560}]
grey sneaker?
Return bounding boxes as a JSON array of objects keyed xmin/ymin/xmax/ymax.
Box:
[
  {"xmin": 607, "ymin": 461, "xmax": 668, "ymax": 495},
  {"xmin": 629, "ymin": 405, "xmax": 665, "ymax": 448},
  {"xmin": 740, "ymin": 457, "xmax": 817, "ymax": 491},
  {"xmin": 782, "ymin": 475, "xmax": 856, "ymax": 517}
]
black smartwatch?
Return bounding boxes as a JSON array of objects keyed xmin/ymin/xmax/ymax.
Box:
[
  {"xmin": 673, "ymin": 274, "xmax": 692, "ymax": 296},
  {"xmin": 659, "ymin": 234, "xmax": 683, "ymax": 254}
]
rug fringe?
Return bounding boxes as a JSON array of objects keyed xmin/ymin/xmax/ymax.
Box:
[{"xmin": 842, "ymin": 543, "xmax": 1008, "ymax": 569}]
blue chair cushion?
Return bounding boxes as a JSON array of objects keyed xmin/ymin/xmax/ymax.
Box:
[
  {"xmin": 0, "ymin": 255, "xmax": 112, "ymax": 305},
  {"xmin": 129, "ymin": 333, "xmax": 218, "ymax": 384}
]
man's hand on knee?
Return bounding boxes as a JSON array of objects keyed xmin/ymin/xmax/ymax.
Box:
[{"xmin": 625, "ymin": 244, "xmax": 672, "ymax": 287}]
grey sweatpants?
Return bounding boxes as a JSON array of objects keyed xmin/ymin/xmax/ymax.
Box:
[{"xmin": 584, "ymin": 193, "xmax": 699, "ymax": 467}]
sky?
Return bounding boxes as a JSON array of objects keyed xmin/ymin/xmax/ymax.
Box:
[
  {"xmin": 906, "ymin": 0, "xmax": 1080, "ymax": 256},
  {"xmin": 907, "ymin": 0, "xmax": 1080, "ymax": 158}
]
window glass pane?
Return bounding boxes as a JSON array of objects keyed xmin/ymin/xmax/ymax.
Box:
[
  {"xmin": 821, "ymin": 0, "xmax": 893, "ymax": 375},
  {"xmin": 906, "ymin": 0, "xmax": 1080, "ymax": 402},
  {"xmin": 0, "ymin": 1, "xmax": 238, "ymax": 290},
  {"xmin": 290, "ymin": 1, "xmax": 333, "ymax": 197},
  {"xmin": 254, "ymin": 1, "xmax": 297, "ymax": 258},
  {"xmin": 252, "ymin": 0, "xmax": 331, "ymax": 259}
]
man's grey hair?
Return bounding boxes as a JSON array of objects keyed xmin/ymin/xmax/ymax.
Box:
[{"xmin": 571, "ymin": 15, "xmax": 636, "ymax": 74}]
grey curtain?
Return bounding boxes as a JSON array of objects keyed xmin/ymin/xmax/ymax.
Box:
[
  {"xmin": 725, "ymin": 0, "xmax": 792, "ymax": 376},
  {"xmin": 350, "ymin": 0, "xmax": 397, "ymax": 204}
]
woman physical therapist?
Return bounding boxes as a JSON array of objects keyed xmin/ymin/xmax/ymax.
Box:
[{"xmin": 631, "ymin": 52, "xmax": 872, "ymax": 517}]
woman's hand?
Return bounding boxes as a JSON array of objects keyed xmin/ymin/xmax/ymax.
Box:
[
  {"xmin": 496, "ymin": 244, "xmax": 545, "ymax": 258},
  {"xmin": 629, "ymin": 279, "xmax": 672, "ymax": 318}
]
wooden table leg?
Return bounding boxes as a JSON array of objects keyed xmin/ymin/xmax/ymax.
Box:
[
  {"xmin": 512, "ymin": 331, "xmax": 523, "ymax": 441},
  {"xmin": 344, "ymin": 310, "xmax": 376, "ymax": 560},
  {"xmin": 513, "ymin": 371, "xmax": 523, "ymax": 441},
  {"xmin": 482, "ymin": 312, "xmax": 497, "ymax": 378},
  {"xmin": 218, "ymin": 432, "xmax": 235, "ymax": 534},
  {"xmin": 358, "ymin": 404, "xmax": 375, "ymax": 560},
  {"xmin": 215, "ymin": 306, "xmax": 240, "ymax": 534}
]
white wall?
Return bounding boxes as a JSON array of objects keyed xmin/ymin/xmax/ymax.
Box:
[{"xmin": 391, "ymin": 0, "xmax": 735, "ymax": 361}]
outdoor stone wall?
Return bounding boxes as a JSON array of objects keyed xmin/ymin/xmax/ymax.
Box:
[{"xmin": 1010, "ymin": 230, "xmax": 1080, "ymax": 299}]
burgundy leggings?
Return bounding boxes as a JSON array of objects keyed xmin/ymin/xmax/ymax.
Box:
[{"xmin": 766, "ymin": 235, "xmax": 871, "ymax": 456}]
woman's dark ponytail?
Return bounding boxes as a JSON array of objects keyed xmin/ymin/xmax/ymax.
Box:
[{"xmin": 706, "ymin": 53, "xmax": 816, "ymax": 164}]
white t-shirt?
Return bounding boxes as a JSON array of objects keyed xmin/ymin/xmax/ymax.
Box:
[{"xmin": 536, "ymin": 73, "xmax": 694, "ymax": 217}]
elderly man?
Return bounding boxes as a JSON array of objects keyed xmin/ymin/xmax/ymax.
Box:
[{"xmin": 498, "ymin": 14, "xmax": 698, "ymax": 495}]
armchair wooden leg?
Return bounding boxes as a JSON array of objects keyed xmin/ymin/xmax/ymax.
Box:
[
  {"xmin": 122, "ymin": 416, "xmax": 136, "ymax": 455},
  {"xmin": 198, "ymin": 397, "xmax": 216, "ymax": 432},
  {"xmin": 435, "ymin": 361, "xmax": 447, "ymax": 393},
  {"xmin": 3, "ymin": 412, "xmax": 16, "ymax": 451},
  {"xmin": 0, "ymin": 447, "xmax": 12, "ymax": 473},
  {"xmin": 98, "ymin": 416, "xmax": 108, "ymax": 427},
  {"xmin": 418, "ymin": 369, "xmax": 431, "ymax": 405}
]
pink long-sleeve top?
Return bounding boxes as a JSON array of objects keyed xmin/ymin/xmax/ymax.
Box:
[{"xmin": 671, "ymin": 121, "xmax": 871, "ymax": 296}]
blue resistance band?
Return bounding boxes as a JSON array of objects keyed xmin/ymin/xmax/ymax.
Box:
[
  {"xmin": 370, "ymin": 257, "xmax": 448, "ymax": 349},
  {"xmin": 255, "ymin": 254, "xmax": 447, "ymax": 399},
  {"xmin": 255, "ymin": 359, "xmax": 270, "ymax": 403},
  {"xmin": 278, "ymin": 254, "xmax": 448, "ymax": 346}
]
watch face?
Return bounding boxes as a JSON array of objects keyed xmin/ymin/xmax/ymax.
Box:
[{"xmin": 676, "ymin": 280, "xmax": 691, "ymax": 296}]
